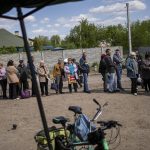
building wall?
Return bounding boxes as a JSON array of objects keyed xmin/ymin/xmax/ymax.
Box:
[{"xmin": 0, "ymin": 46, "xmax": 123, "ymax": 69}]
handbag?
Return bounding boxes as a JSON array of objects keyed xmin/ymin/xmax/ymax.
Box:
[
  {"xmin": 51, "ymin": 80, "xmax": 58, "ymax": 90},
  {"xmin": 21, "ymin": 89, "xmax": 31, "ymax": 99}
]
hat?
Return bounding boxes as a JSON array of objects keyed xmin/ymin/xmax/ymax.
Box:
[{"xmin": 130, "ymin": 52, "xmax": 136, "ymax": 56}]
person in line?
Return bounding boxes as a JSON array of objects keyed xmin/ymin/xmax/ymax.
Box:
[
  {"xmin": 27, "ymin": 56, "xmax": 37, "ymax": 96},
  {"xmin": 72, "ymin": 58, "xmax": 82, "ymax": 88},
  {"xmin": 113, "ymin": 49, "xmax": 124, "ymax": 91},
  {"xmin": 17, "ymin": 59, "xmax": 29, "ymax": 93},
  {"xmin": 0, "ymin": 63, "xmax": 7, "ymax": 99},
  {"xmin": 141, "ymin": 53, "xmax": 150, "ymax": 93},
  {"xmin": 126, "ymin": 52, "xmax": 138, "ymax": 96},
  {"xmin": 64, "ymin": 58, "xmax": 78, "ymax": 93},
  {"xmin": 37, "ymin": 60, "xmax": 49, "ymax": 96},
  {"xmin": 99, "ymin": 54, "xmax": 107, "ymax": 92},
  {"xmin": 104, "ymin": 49, "xmax": 119, "ymax": 93},
  {"xmin": 79, "ymin": 52, "xmax": 91, "ymax": 93},
  {"xmin": 6, "ymin": 60, "xmax": 20, "ymax": 99},
  {"xmin": 53, "ymin": 58, "xmax": 64, "ymax": 94}
]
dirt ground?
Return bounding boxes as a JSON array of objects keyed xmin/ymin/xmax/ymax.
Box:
[{"xmin": 0, "ymin": 74, "xmax": 150, "ymax": 150}]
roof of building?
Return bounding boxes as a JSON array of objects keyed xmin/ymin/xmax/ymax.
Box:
[{"xmin": 0, "ymin": 28, "xmax": 24, "ymax": 48}]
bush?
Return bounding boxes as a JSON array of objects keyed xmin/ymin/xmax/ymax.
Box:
[
  {"xmin": 91, "ymin": 62, "xmax": 99, "ymax": 67},
  {"xmin": 0, "ymin": 47, "xmax": 17, "ymax": 54}
]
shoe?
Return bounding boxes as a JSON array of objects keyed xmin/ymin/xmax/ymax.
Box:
[
  {"xmin": 134, "ymin": 93, "xmax": 137, "ymax": 96},
  {"xmin": 114, "ymin": 89, "xmax": 120, "ymax": 92},
  {"xmin": 84, "ymin": 91, "xmax": 91, "ymax": 94}
]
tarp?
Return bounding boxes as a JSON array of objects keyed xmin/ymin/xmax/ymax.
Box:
[{"xmin": 0, "ymin": 0, "xmax": 82, "ymax": 15}]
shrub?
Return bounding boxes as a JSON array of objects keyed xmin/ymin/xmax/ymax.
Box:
[{"xmin": 0, "ymin": 47, "xmax": 17, "ymax": 54}]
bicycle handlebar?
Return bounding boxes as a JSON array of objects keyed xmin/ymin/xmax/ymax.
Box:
[
  {"xmin": 97, "ymin": 120, "xmax": 122, "ymax": 130},
  {"xmin": 93, "ymin": 99, "xmax": 100, "ymax": 107}
]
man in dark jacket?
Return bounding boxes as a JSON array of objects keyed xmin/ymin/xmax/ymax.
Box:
[
  {"xmin": 104, "ymin": 49, "xmax": 119, "ymax": 93},
  {"xmin": 99, "ymin": 54, "xmax": 107, "ymax": 92},
  {"xmin": 17, "ymin": 60, "xmax": 29, "ymax": 96},
  {"xmin": 79, "ymin": 52, "xmax": 90, "ymax": 93}
]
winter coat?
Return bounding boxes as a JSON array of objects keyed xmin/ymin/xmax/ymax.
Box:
[
  {"xmin": 126, "ymin": 57, "xmax": 138, "ymax": 78},
  {"xmin": 37, "ymin": 66, "xmax": 49, "ymax": 82},
  {"xmin": 6, "ymin": 66, "xmax": 19, "ymax": 84},
  {"xmin": 141, "ymin": 59, "xmax": 150, "ymax": 79}
]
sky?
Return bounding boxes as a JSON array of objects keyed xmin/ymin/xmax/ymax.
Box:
[{"xmin": 0, "ymin": 0, "xmax": 150, "ymax": 39}]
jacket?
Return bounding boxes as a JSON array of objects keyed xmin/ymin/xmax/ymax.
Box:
[
  {"xmin": 6, "ymin": 66, "xmax": 19, "ymax": 83},
  {"xmin": 79, "ymin": 57, "xmax": 89, "ymax": 74},
  {"xmin": 53, "ymin": 63, "xmax": 63, "ymax": 77},
  {"xmin": 0, "ymin": 67, "xmax": 6, "ymax": 80},
  {"xmin": 141, "ymin": 59, "xmax": 150, "ymax": 79},
  {"xmin": 17, "ymin": 64, "xmax": 28, "ymax": 81},
  {"xmin": 113, "ymin": 53, "xmax": 122, "ymax": 68},
  {"xmin": 104, "ymin": 55, "xmax": 115, "ymax": 73},
  {"xmin": 37, "ymin": 66, "xmax": 49, "ymax": 82},
  {"xmin": 126, "ymin": 57, "xmax": 138, "ymax": 78}
]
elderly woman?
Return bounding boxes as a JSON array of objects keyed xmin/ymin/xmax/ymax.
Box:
[
  {"xmin": 0, "ymin": 63, "xmax": 7, "ymax": 99},
  {"xmin": 37, "ymin": 60, "xmax": 49, "ymax": 96},
  {"xmin": 64, "ymin": 58, "xmax": 77, "ymax": 93},
  {"xmin": 126, "ymin": 52, "xmax": 138, "ymax": 96},
  {"xmin": 6, "ymin": 60, "xmax": 20, "ymax": 99}
]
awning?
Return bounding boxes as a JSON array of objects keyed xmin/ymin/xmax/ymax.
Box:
[{"xmin": 0, "ymin": 0, "xmax": 82, "ymax": 15}]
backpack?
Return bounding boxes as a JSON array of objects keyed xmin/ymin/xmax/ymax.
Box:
[{"xmin": 74, "ymin": 114, "xmax": 96, "ymax": 141}]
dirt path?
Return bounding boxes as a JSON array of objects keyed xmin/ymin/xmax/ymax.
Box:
[{"xmin": 0, "ymin": 74, "xmax": 150, "ymax": 150}]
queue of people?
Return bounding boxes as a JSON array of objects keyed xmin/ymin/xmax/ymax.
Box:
[
  {"xmin": 0, "ymin": 50, "xmax": 149, "ymax": 100},
  {"xmin": 99, "ymin": 49, "xmax": 150, "ymax": 96}
]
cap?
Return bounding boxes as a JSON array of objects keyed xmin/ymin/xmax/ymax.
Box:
[{"xmin": 130, "ymin": 52, "xmax": 136, "ymax": 56}]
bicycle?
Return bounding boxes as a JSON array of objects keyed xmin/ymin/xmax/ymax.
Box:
[{"xmin": 52, "ymin": 99, "xmax": 108, "ymax": 150}]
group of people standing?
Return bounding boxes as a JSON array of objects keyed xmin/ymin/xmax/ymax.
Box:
[
  {"xmin": 52, "ymin": 52, "xmax": 90, "ymax": 94},
  {"xmin": 0, "ymin": 49, "xmax": 149, "ymax": 99},
  {"xmin": 99, "ymin": 48, "xmax": 150, "ymax": 95},
  {"xmin": 99, "ymin": 49, "xmax": 124, "ymax": 93},
  {"xmin": 0, "ymin": 52, "xmax": 91, "ymax": 100}
]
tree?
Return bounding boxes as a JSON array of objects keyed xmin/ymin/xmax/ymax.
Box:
[
  {"xmin": 33, "ymin": 37, "xmax": 43, "ymax": 51},
  {"xmin": 50, "ymin": 35, "xmax": 61, "ymax": 47}
]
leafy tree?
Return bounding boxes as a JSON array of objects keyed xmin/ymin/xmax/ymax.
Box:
[{"xmin": 50, "ymin": 35, "xmax": 61, "ymax": 47}]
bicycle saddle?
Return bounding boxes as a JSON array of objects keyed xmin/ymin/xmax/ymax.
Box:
[
  {"xmin": 68, "ymin": 106, "xmax": 82, "ymax": 114},
  {"xmin": 53, "ymin": 116, "xmax": 69, "ymax": 125}
]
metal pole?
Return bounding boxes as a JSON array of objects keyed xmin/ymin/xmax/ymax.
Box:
[
  {"xmin": 16, "ymin": 7, "xmax": 52, "ymax": 150},
  {"xmin": 126, "ymin": 3, "xmax": 132, "ymax": 54},
  {"xmin": 80, "ymin": 24, "xmax": 83, "ymax": 53}
]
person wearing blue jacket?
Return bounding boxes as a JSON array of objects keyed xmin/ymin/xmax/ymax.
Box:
[
  {"xmin": 113, "ymin": 49, "xmax": 124, "ymax": 90},
  {"xmin": 126, "ymin": 52, "xmax": 138, "ymax": 96},
  {"xmin": 79, "ymin": 52, "xmax": 90, "ymax": 93}
]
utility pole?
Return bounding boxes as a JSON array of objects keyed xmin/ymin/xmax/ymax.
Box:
[
  {"xmin": 80, "ymin": 23, "xmax": 83, "ymax": 53},
  {"xmin": 126, "ymin": 3, "xmax": 132, "ymax": 54}
]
